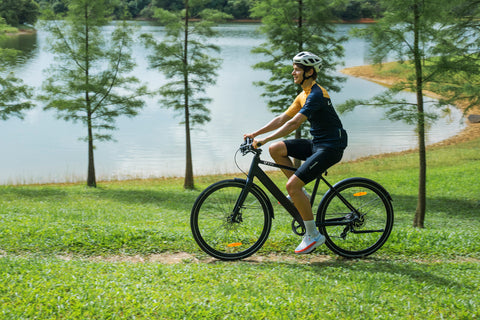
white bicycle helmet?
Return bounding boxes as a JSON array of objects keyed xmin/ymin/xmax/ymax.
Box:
[{"xmin": 292, "ymin": 51, "xmax": 322, "ymax": 72}]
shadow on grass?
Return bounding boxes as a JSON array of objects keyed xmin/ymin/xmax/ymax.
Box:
[
  {"xmin": 95, "ymin": 188, "xmax": 199, "ymax": 211},
  {"xmin": 322, "ymin": 259, "xmax": 472, "ymax": 289},
  {"xmin": 0, "ymin": 187, "xmax": 69, "ymax": 199},
  {"xmin": 2, "ymin": 186, "xmax": 477, "ymax": 219},
  {"xmin": 390, "ymin": 193, "xmax": 479, "ymax": 219},
  {"xmin": 238, "ymin": 256, "xmax": 475, "ymax": 290},
  {"xmin": 0, "ymin": 186, "xmax": 200, "ymax": 212}
]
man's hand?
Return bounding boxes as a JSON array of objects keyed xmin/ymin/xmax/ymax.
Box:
[
  {"xmin": 243, "ymin": 133, "xmax": 256, "ymax": 140},
  {"xmin": 253, "ymin": 138, "xmax": 267, "ymax": 149}
]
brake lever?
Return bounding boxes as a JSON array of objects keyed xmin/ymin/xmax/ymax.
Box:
[{"xmin": 240, "ymin": 138, "xmax": 254, "ymax": 155}]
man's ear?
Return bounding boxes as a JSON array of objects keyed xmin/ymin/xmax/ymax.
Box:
[{"xmin": 305, "ymin": 68, "xmax": 314, "ymax": 77}]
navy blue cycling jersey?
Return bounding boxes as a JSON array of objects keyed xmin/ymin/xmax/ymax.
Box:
[{"xmin": 285, "ymin": 82, "xmax": 347, "ymax": 150}]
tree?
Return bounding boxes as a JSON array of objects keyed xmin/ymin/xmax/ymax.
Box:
[
  {"xmin": 431, "ymin": 0, "xmax": 480, "ymax": 114},
  {"xmin": 0, "ymin": 0, "xmax": 40, "ymax": 26},
  {"xmin": 224, "ymin": 0, "xmax": 252, "ymax": 19},
  {"xmin": 0, "ymin": 18, "xmax": 34, "ymax": 120},
  {"xmin": 152, "ymin": 0, "xmax": 184, "ymax": 11},
  {"xmin": 250, "ymin": 0, "xmax": 346, "ymax": 165},
  {"xmin": 333, "ymin": 0, "xmax": 381, "ymax": 21},
  {"xmin": 142, "ymin": 0, "xmax": 231, "ymax": 190},
  {"xmin": 39, "ymin": 0, "xmax": 148, "ymax": 187},
  {"xmin": 338, "ymin": 0, "xmax": 471, "ymax": 228},
  {"xmin": 126, "ymin": 0, "xmax": 151, "ymax": 18}
]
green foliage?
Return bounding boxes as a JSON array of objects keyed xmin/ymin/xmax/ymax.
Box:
[
  {"xmin": 39, "ymin": 0, "xmax": 148, "ymax": 187},
  {"xmin": 151, "ymin": 0, "xmax": 253, "ymax": 19},
  {"xmin": 0, "ymin": 0, "xmax": 40, "ymax": 26},
  {"xmin": 251, "ymin": 0, "xmax": 346, "ymax": 138},
  {"xmin": 342, "ymin": 0, "xmax": 480, "ymax": 118},
  {"xmin": 39, "ymin": 0, "xmax": 384, "ymax": 20},
  {"xmin": 0, "ymin": 16, "xmax": 16, "ymax": 33},
  {"xmin": 339, "ymin": 89, "xmax": 440, "ymax": 127},
  {"xmin": 353, "ymin": 0, "xmax": 455, "ymax": 65},
  {"xmin": 142, "ymin": 7, "xmax": 225, "ymax": 126},
  {"xmin": 0, "ymin": 18, "xmax": 34, "ymax": 120},
  {"xmin": 428, "ymin": 0, "xmax": 480, "ymax": 113},
  {"xmin": 0, "ymin": 70, "xmax": 34, "ymax": 120},
  {"xmin": 333, "ymin": 0, "xmax": 381, "ymax": 20}
]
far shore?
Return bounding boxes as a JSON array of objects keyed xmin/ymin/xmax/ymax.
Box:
[
  {"xmin": 340, "ymin": 65, "xmax": 480, "ymax": 159},
  {"xmin": 3, "ymin": 17, "xmax": 376, "ymax": 36}
]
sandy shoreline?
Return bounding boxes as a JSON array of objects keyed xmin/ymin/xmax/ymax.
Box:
[{"xmin": 340, "ymin": 65, "xmax": 480, "ymax": 157}]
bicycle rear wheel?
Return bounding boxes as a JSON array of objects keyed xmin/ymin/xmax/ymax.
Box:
[
  {"xmin": 317, "ymin": 177, "xmax": 394, "ymax": 258},
  {"xmin": 191, "ymin": 179, "xmax": 272, "ymax": 261}
]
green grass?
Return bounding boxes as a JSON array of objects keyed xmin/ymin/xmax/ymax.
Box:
[{"xmin": 1, "ymin": 138, "xmax": 479, "ymax": 318}]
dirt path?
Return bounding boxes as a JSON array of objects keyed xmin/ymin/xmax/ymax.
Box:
[
  {"xmin": 55, "ymin": 252, "xmax": 334, "ymax": 265},
  {"xmin": 51, "ymin": 251, "xmax": 480, "ymax": 265}
]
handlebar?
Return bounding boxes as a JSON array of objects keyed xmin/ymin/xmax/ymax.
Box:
[{"xmin": 240, "ymin": 138, "xmax": 262, "ymax": 156}]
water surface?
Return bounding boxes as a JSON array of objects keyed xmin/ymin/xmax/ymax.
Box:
[{"xmin": 0, "ymin": 23, "xmax": 464, "ymax": 184}]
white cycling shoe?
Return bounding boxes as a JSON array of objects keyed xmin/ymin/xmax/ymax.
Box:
[{"xmin": 295, "ymin": 232, "xmax": 325, "ymax": 254}]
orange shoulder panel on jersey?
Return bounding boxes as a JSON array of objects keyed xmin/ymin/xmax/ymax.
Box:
[
  {"xmin": 284, "ymin": 93, "xmax": 306, "ymax": 117},
  {"xmin": 319, "ymin": 85, "xmax": 330, "ymax": 98}
]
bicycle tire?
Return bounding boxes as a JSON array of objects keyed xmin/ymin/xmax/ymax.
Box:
[
  {"xmin": 317, "ymin": 177, "xmax": 394, "ymax": 258},
  {"xmin": 191, "ymin": 179, "xmax": 273, "ymax": 261}
]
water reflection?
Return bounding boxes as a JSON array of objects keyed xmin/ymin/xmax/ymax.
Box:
[
  {"xmin": 0, "ymin": 23, "xmax": 465, "ymax": 184},
  {"xmin": 0, "ymin": 32, "xmax": 38, "ymax": 64}
]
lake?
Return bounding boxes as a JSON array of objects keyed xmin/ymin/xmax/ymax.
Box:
[{"xmin": 0, "ymin": 23, "xmax": 465, "ymax": 185}]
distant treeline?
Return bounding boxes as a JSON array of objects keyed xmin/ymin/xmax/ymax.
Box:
[{"xmin": 1, "ymin": 0, "xmax": 382, "ymax": 27}]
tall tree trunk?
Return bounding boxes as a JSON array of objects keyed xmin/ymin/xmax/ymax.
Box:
[
  {"xmin": 85, "ymin": 3, "xmax": 96, "ymax": 188},
  {"xmin": 413, "ymin": 1, "xmax": 426, "ymax": 228},
  {"xmin": 87, "ymin": 116, "xmax": 96, "ymax": 188},
  {"xmin": 183, "ymin": 0, "xmax": 194, "ymax": 190},
  {"xmin": 293, "ymin": 0, "xmax": 304, "ymax": 168}
]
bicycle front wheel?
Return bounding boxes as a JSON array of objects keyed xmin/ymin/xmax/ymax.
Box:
[
  {"xmin": 317, "ymin": 177, "xmax": 394, "ymax": 258},
  {"xmin": 191, "ymin": 179, "xmax": 272, "ymax": 261}
]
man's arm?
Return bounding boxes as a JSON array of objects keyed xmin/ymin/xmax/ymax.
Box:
[
  {"xmin": 245, "ymin": 113, "xmax": 292, "ymax": 139},
  {"xmin": 256, "ymin": 113, "xmax": 307, "ymax": 147}
]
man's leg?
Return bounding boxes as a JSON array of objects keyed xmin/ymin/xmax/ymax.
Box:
[
  {"xmin": 269, "ymin": 141, "xmax": 295, "ymax": 179},
  {"xmin": 286, "ymin": 175, "xmax": 312, "ymax": 221},
  {"xmin": 287, "ymin": 174, "xmax": 325, "ymax": 254},
  {"xmin": 288, "ymin": 146, "xmax": 344, "ymax": 254}
]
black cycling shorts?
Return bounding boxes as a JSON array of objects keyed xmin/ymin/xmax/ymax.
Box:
[{"xmin": 284, "ymin": 139, "xmax": 344, "ymax": 184}]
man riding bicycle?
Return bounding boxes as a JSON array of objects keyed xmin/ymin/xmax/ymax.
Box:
[{"xmin": 244, "ymin": 51, "xmax": 348, "ymax": 254}]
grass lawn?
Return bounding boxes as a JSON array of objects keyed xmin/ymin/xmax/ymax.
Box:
[{"xmin": 0, "ymin": 134, "xmax": 479, "ymax": 318}]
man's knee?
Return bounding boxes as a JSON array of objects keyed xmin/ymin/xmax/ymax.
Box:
[
  {"xmin": 286, "ymin": 175, "xmax": 304, "ymax": 195},
  {"xmin": 269, "ymin": 141, "xmax": 287, "ymax": 158}
]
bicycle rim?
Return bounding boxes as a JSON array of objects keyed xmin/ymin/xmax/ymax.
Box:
[
  {"xmin": 191, "ymin": 180, "xmax": 272, "ymax": 260},
  {"xmin": 318, "ymin": 179, "xmax": 393, "ymax": 258}
]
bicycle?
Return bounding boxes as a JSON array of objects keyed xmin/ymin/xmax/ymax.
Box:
[{"xmin": 190, "ymin": 138, "xmax": 394, "ymax": 261}]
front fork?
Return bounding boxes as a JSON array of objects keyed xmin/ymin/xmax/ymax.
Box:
[
  {"xmin": 231, "ymin": 178, "xmax": 254, "ymax": 222},
  {"xmin": 231, "ymin": 154, "xmax": 260, "ymax": 221}
]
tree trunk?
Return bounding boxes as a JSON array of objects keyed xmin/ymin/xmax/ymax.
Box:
[
  {"xmin": 412, "ymin": 1, "xmax": 426, "ymax": 228},
  {"xmin": 183, "ymin": 0, "xmax": 194, "ymax": 190},
  {"xmin": 87, "ymin": 118, "xmax": 96, "ymax": 187},
  {"xmin": 293, "ymin": 0, "xmax": 303, "ymax": 169},
  {"xmin": 85, "ymin": 4, "xmax": 96, "ymax": 188}
]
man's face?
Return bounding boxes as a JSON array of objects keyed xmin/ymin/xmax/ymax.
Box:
[{"xmin": 292, "ymin": 64, "xmax": 304, "ymax": 85}]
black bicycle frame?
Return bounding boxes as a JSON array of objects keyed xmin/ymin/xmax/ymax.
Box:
[
  {"xmin": 233, "ymin": 149, "xmax": 360, "ymax": 229},
  {"xmin": 232, "ymin": 151, "xmax": 304, "ymax": 226}
]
